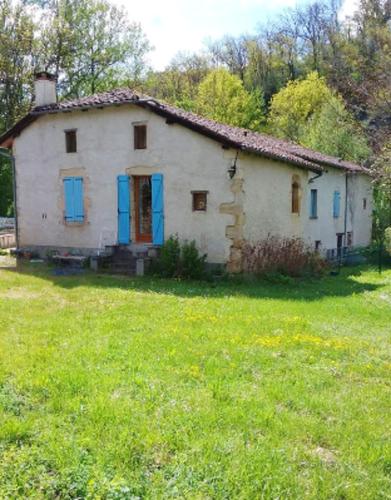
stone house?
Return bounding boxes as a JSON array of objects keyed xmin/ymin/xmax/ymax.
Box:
[{"xmin": 0, "ymin": 73, "xmax": 372, "ymax": 272}]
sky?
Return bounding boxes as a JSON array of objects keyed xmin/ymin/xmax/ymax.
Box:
[{"xmin": 112, "ymin": 0, "xmax": 359, "ymax": 70}]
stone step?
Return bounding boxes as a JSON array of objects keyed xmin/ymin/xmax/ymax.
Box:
[{"xmin": 110, "ymin": 265, "xmax": 136, "ymax": 274}]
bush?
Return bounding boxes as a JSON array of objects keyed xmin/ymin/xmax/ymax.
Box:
[
  {"xmin": 242, "ymin": 236, "xmax": 328, "ymax": 278},
  {"xmin": 153, "ymin": 236, "xmax": 207, "ymax": 279},
  {"xmin": 359, "ymin": 241, "xmax": 391, "ymax": 267},
  {"xmin": 180, "ymin": 240, "xmax": 207, "ymax": 279},
  {"xmin": 157, "ymin": 235, "xmax": 181, "ymax": 278},
  {"xmin": 385, "ymin": 227, "xmax": 391, "ymax": 255}
]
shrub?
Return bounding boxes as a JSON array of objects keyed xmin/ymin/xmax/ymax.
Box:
[
  {"xmin": 385, "ymin": 227, "xmax": 391, "ymax": 255},
  {"xmin": 242, "ymin": 236, "xmax": 328, "ymax": 278},
  {"xmin": 153, "ymin": 236, "xmax": 206, "ymax": 279},
  {"xmin": 156, "ymin": 235, "xmax": 181, "ymax": 277},
  {"xmin": 180, "ymin": 240, "xmax": 207, "ymax": 279}
]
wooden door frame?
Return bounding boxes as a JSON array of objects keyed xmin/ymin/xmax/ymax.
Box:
[{"xmin": 134, "ymin": 175, "xmax": 152, "ymax": 243}]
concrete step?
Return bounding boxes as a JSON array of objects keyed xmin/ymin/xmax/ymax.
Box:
[{"xmin": 109, "ymin": 264, "xmax": 136, "ymax": 274}]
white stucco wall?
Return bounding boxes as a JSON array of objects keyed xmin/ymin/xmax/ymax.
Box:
[
  {"xmin": 13, "ymin": 103, "xmax": 373, "ymax": 265},
  {"xmin": 348, "ymin": 173, "xmax": 373, "ymax": 247},
  {"xmin": 240, "ymin": 155, "xmax": 306, "ymax": 241},
  {"xmin": 241, "ymin": 154, "xmax": 372, "ymax": 251}
]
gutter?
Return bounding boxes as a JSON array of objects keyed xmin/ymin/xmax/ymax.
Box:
[{"xmin": 0, "ymin": 148, "xmax": 19, "ymax": 250}]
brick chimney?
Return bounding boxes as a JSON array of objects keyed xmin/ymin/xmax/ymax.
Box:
[{"xmin": 34, "ymin": 72, "xmax": 57, "ymax": 107}]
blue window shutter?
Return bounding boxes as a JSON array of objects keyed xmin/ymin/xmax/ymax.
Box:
[
  {"xmin": 64, "ymin": 177, "xmax": 75, "ymax": 221},
  {"xmin": 152, "ymin": 173, "xmax": 164, "ymax": 245},
  {"xmin": 333, "ymin": 191, "xmax": 340, "ymax": 218},
  {"xmin": 310, "ymin": 189, "xmax": 317, "ymax": 218},
  {"xmin": 117, "ymin": 175, "xmax": 130, "ymax": 244},
  {"xmin": 73, "ymin": 177, "xmax": 84, "ymax": 222}
]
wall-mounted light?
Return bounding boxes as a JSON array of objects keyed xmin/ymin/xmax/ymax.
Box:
[
  {"xmin": 228, "ymin": 151, "xmax": 239, "ymax": 179},
  {"xmin": 228, "ymin": 162, "xmax": 236, "ymax": 179}
]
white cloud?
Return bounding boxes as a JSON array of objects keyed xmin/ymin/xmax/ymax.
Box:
[{"xmin": 339, "ymin": 0, "xmax": 360, "ymax": 20}]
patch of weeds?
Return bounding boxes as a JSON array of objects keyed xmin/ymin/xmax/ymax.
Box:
[
  {"xmin": 262, "ymin": 271, "xmax": 295, "ymax": 285},
  {"xmin": 0, "ymin": 444, "xmax": 58, "ymax": 496},
  {"xmin": 0, "ymin": 419, "xmax": 33, "ymax": 446},
  {"xmin": 0, "ymin": 381, "xmax": 31, "ymax": 416}
]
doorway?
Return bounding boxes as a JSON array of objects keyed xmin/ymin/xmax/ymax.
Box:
[
  {"xmin": 336, "ymin": 233, "xmax": 344, "ymax": 258},
  {"xmin": 134, "ymin": 175, "xmax": 152, "ymax": 243}
]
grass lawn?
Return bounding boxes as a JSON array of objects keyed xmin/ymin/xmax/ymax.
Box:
[{"xmin": 0, "ymin": 258, "xmax": 390, "ymax": 499}]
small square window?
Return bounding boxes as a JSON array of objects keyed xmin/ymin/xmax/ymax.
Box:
[
  {"xmin": 134, "ymin": 124, "xmax": 147, "ymax": 149},
  {"xmin": 315, "ymin": 240, "xmax": 321, "ymax": 251},
  {"xmin": 192, "ymin": 191, "xmax": 208, "ymax": 211},
  {"xmin": 65, "ymin": 130, "xmax": 77, "ymax": 153}
]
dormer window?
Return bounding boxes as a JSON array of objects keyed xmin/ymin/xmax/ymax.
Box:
[
  {"xmin": 65, "ymin": 130, "xmax": 77, "ymax": 153},
  {"xmin": 134, "ymin": 124, "xmax": 147, "ymax": 150}
]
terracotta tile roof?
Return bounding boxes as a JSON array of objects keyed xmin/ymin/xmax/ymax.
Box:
[{"xmin": 1, "ymin": 88, "xmax": 366, "ymax": 173}]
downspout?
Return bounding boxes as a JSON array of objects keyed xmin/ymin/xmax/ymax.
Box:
[
  {"xmin": 308, "ymin": 170, "xmax": 323, "ymax": 184},
  {"xmin": 0, "ymin": 147, "xmax": 19, "ymax": 250},
  {"xmin": 344, "ymin": 172, "xmax": 348, "ymax": 247}
]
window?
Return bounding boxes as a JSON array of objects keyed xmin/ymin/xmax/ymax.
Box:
[
  {"xmin": 65, "ymin": 130, "xmax": 77, "ymax": 153},
  {"xmin": 347, "ymin": 232, "xmax": 353, "ymax": 247},
  {"xmin": 63, "ymin": 177, "xmax": 84, "ymax": 223},
  {"xmin": 363, "ymin": 198, "xmax": 367, "ymax": 210},
  {"xmin": 310, "ymin": 189, "xmax": 318, "ymax": 218},
  {"xmin": 292, "ymin": 181, "xmax": 300, "ymax": 214},
  {"xmin": 333, "ymin": 190, "xmax": 341, "ymax": 218},
  {"xmin": 192, "ymin": 191, "xmax": 208, "ymax": 211},
  {"xmin": 134, "ymin": 124, "xmax": 147, "ymax": 149},
  {"xmin": 315, "ymin": 240, "xmax": 321, "ymax": 251}
]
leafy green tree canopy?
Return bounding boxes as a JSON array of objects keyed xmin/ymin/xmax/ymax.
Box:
[
  {"xmin": 268, "ymin": 72, "xmax": 370, "ymax": 163},
  {"xmin": 195, "ymin": 68, "xmax": 264, "ymax": 130},
  {"xmin": 268, "ymin": 72, "xmax": 332, "ymax": 141},
  {"xmin": 302, "ymin": 98, "xmax": 371, "ymax": 163}
]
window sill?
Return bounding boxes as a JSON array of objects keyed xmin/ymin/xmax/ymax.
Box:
[{"xmin": 64, "ymin": 220, "xmax": 86, "ymax": 227}]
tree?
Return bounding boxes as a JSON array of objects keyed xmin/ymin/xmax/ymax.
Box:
[
  {"xmin": 195, "ymin": 69, "xmax": 265, "ymax": 130},
  {"xmin": 268, "ymin": 72, "xmax": 333, "ymax": 141},
  {"xmin": 302, "ymin": 98, "xmax": 370, "ymax": 163},
  {"xmin": 36, "ymin": 0, "xmax": 152, "ymax": 98},
  {"xmin": 0, "ymin": 159, "xmax": 13, "ymax": 216},
  {"xmin": 268, "ymin": 72, "xmax": 371, "ymax": 163},
  {"xmin": 207, "ymin": 35, "xmax": 249, "ymax": 81},
  {"xmin": 143, "ymin": 52, "xmax": 210, "ymax": 110},
  {"xmin": 369, "ymin": 142, "xmax": 391, "ymax": 272},
  {"xmin": 0, "ymin": 0, "xmax": 35, "ymax": 133}
]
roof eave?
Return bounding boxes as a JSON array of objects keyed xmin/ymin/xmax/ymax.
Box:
[{"xmin": 0, "ymin": 113, "xmax": 37, "ymax": 148}]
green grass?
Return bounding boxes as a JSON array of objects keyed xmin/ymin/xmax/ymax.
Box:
[{"xmin": 0, "ymin": 259, "xmax": 390, "ymax": 499}]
